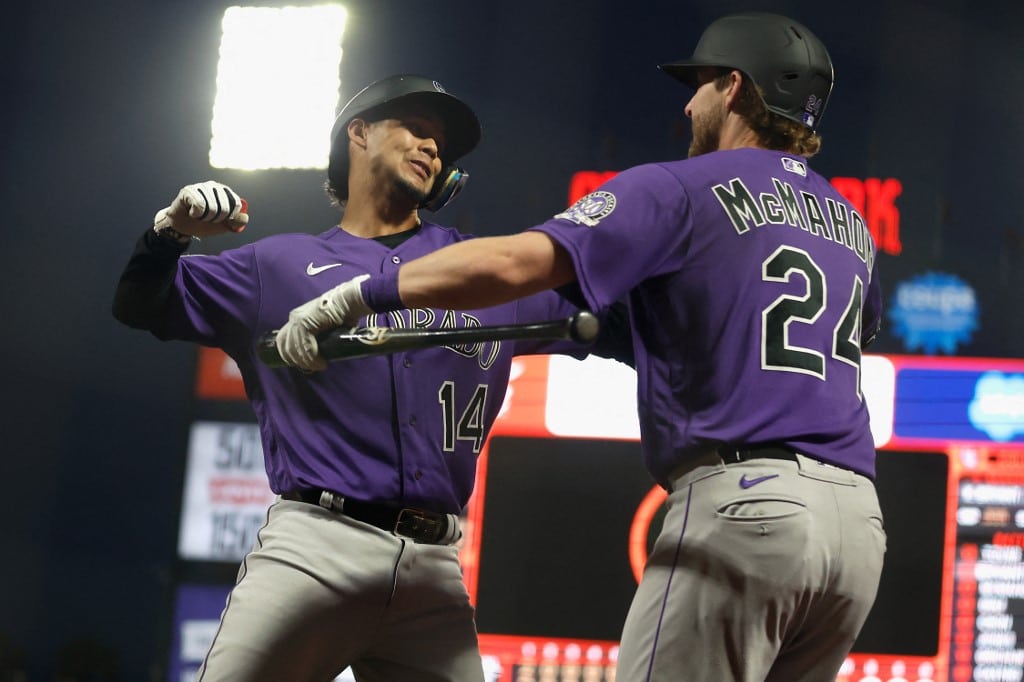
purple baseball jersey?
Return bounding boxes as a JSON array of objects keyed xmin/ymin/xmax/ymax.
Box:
[
  {"xmin": 150, "ymin": 222, "xmax": 588, "ymax": 513},
  {"xmin": 532, "ymin": 148, "xmax": 881, "ymax": 482}
]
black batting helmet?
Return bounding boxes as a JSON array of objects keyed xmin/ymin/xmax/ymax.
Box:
[
  {"xmin": 327, "ymin": 74, "xmax": 481, "ymax": 209},
  {"xmin": 659, "ymin": 12, "xmax": 833, "ymax": 130}
]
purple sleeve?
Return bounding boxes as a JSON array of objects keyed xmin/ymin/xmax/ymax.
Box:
[
  {"xmin": 528, "ymin": 163, "xmax": 692, "ymax": 312},
  {"xmin": 154, "ymin": 246, "xmax": 262, "ymax": 346}
]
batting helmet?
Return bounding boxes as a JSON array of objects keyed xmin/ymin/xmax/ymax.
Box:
[
  {"xmin": 327, "ymin": 74, "xmax": 481, "ymax": 211},
  {"xmin": 659, "ymin": 12, "xmax": 833, "ymax": 130}
]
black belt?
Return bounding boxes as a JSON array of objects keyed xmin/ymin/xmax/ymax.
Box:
[
  {"xmin": 719, "ymin": 444, "xmax": 799, "ymax": 463},
  {"xmin": 283, "ymin": 490, "xmax": 457, "ymax": 545}
]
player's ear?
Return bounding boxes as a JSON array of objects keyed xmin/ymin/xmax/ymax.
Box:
[
  {"xmin": 723, "ymin": 70, "xmax": 744, "ymax": 105},
  {"xmin": 348, "ymin": 118, "xmax": 369, "ymax": 151}
]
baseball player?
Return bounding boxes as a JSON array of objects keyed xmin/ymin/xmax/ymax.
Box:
[
  {"xmin": 112, "ymin": 74, "xmax": 631, "ymax": 682},
  {"xmin": 277, "ymin": 14, "xmax": 886, "ymax": 682}
]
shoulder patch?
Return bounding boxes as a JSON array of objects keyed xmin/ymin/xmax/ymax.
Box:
[{"xmin": 553, "ymin": 191, "xmax": 617, "ymax": 227}]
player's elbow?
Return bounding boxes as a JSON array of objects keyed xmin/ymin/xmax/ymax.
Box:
[
  {"xmin": 493, "ymin": 232, "xmax": 576, "ymax": 293},
  {"xmin": 112, "ymin": 301, "xmax": 151, "ymax": 330},
  {"xmin": 112, "ymin": 288, "xmax": 160, "ymax": 331}
]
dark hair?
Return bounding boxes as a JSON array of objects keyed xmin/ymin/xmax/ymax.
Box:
[{"xmin": 716, "ymin": 71, "xmax": 822, "ymax": 158}]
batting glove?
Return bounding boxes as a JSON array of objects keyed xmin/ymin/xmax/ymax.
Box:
[
  {"xmin": 153, "ymin": 180, "xmax": 249, "ymax": 243},
  {"xmin": 276, "ymin": 274, "xmax": 373, "ymax": 371}
]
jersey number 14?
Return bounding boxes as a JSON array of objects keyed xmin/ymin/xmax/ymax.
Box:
[{"xmin": 438, "ymin": 381, "xmax": 488, "ymax": 453}]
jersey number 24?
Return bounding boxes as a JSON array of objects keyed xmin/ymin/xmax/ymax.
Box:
[{"xmin": 761, "ymin": 245, "xmax": 864, "ymax": 398}]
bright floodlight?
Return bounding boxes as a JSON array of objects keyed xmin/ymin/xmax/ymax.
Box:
[{"xmin": 209, "ymin": 5, "xmax": 347, "ymax": 170}]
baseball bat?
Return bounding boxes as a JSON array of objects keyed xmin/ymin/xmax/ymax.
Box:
[{"xmin": 256, "ymin": 310, "xmax": 600, "ymax": 367}]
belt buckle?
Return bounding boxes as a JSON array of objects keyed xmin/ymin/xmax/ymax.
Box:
[
  {"xmin": 394, "ymin": 508, "xmax": 443, "ymax": 544},
  {"xmin": 720, "ymin": 446, "xmax": 744, "ymax": 463}
]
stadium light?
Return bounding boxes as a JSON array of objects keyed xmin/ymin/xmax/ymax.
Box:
[{"xmin": 209, "ymin": 4, "xmax": 347, "ymax": 170}]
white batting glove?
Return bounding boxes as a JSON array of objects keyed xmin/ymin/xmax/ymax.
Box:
[
  {"xmin": 153, "ymin": 180, "xmax": 249, "ymax": 242},
  {"xmin": 276, "ymin": 274, "xmax": 373, "ymax": 371}
]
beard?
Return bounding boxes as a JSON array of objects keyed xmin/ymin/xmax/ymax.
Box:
[
  {"xmin": 394, "ymin": 175, "xmax": 430, "ymax": 205},
  {"xmin": 370, "ymin": 156, "xmax": 432, "ymax": 206},
  {"xmin": 688, "ymin": 104, "xmax": 725, "ymax": 158}
]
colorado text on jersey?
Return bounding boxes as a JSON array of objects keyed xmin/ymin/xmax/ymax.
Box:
[
  {"xmin": 711, "ymin": 165, "xmax": 875, "ymax": 273},
  {"xmin": 364, "ymin": 308, "xmax": 502, "ymax": 369}
]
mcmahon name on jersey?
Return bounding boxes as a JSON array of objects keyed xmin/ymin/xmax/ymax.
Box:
[{"xmin": 711, "ymin": 176, "xmax": 875, "ymax": 273}]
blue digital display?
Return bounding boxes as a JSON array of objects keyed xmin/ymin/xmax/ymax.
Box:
[{"xmin": 895, "ymin": 369, "xmax": 1024, "ymax": 443}]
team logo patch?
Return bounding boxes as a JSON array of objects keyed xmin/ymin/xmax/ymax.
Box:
[
  {"xmin": 780, "ymin": 157, "xmax": 807, "ymax": 177},
  {"xmin": 802, "ymin": 94, "xmax": 824, "ymax": 127},
  {"xmin": 554, "ymin": 190, "xmax": 617, "ymax": 227}
]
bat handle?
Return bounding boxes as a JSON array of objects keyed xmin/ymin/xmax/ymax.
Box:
[
  {"xmin": 256, "ymin": 331, "xmax": 285, "ymax": 367},
  {"xmin": 255, "ymin": 328, "xmax": 368, "ymax": 367}
]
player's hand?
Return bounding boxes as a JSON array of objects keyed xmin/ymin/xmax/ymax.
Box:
[
  {"xmin": 276, "ymin": 274, "xmax": 372, "ymax": 371},
  {"xmin": 153, "ymin": 181, "xmax": 249, "ymax": 241}
]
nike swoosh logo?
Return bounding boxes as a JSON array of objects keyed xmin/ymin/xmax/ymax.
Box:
[
  {"xmin": 306, "ymin": 262, "xmax": 343, "ymax": 276},
  {"xmin": 739, "ymin": 474, "xmax": 780, "ymax": 489}
]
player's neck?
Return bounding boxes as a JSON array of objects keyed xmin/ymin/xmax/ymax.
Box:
[
  {"xmin": 339, "ymin": 195, "xmax": 421, "ymax": 239},
  {"xmin": 717, "ymin": 117, "xmax": 763, "ymax": 152}
]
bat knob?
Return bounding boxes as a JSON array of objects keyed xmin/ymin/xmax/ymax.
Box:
[{"xmin": 570, "ymin": 311, "xmax": 600, "ymax": 344}]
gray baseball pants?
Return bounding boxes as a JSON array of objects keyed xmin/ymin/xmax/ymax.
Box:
[
  {"xmin": 616, "ymin": 452, "xmax": 886, "ymax": 681},
  {"xmin": 196, "ymin": 497, "xmax": 485, "ymax": 682}
]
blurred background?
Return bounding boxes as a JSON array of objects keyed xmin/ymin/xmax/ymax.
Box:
[{"xmin": 1, "ymin": 0, "xmax": 1022, "ymax": 679}]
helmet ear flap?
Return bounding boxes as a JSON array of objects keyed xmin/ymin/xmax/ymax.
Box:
[{"xmin": 421, "ymin": 166, "xmax": 469, "ymax": 212}]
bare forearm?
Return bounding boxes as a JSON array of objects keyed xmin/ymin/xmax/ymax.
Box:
[{"xmin": 398, "ymin": 231, "xmax": 576, "ymax": 310}]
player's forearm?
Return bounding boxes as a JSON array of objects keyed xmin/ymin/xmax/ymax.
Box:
[
  {"xmin": 277, "ymin": 232, "xmax": 580, "ymax": 371},
  {"xmin": 397, "ymin": 232, "xmax": 576, "ymax": 310}
]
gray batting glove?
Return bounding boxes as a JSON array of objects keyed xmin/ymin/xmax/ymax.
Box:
[
  {"xmin": 276, "ymin": 274, "xmax": 372, "ymax": 371},
  {"xmin": 153, "ymin": 180, "xmax": 249, "ymax": 242}
]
